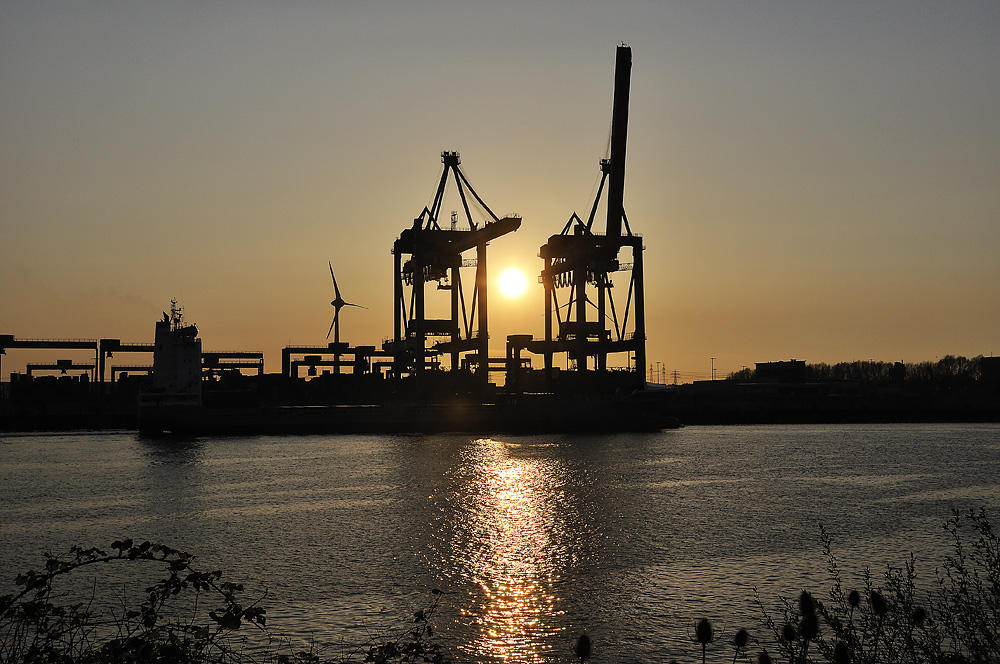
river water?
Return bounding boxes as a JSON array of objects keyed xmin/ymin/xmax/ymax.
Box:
[{"xmin": 1, "ymin": 424, "xmax": 998, "ymax": 663}]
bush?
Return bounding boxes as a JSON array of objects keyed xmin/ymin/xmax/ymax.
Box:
[
  {"xmin": 0, "ymin": 539, "xmax": 269, "ymax": 663},
  {"xmin": 752, "ymin": 508, "xmax": 999, "ymax": 664},
  {"xmin": 0, "ymin": 540, "xmax": 446, "ymax": 664}
]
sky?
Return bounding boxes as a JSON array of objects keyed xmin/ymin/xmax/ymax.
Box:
[{"xmin": 2, "ymin": 1, "xmax": 998, "ymax": 382}]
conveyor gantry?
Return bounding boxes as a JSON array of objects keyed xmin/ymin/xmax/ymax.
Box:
[
  {"xmin": 99, "ymin": 340, "xmax": 155, "ymax": 386},
  {"xmin": 282, "ymin": 344, "xmax": 387, "ymax": 378},
  {"xmin": 1, "ymin": 335, "xmax": 99, "ymax": 386},
  {"xmin": 25, "ymin": 360, "xmax": 95, "ymax": 377},
  {"xmin": 202, "ymin": 351, "xmax": 264, "ymax": 376}
]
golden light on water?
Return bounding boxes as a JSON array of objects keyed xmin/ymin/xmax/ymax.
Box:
[{"xmin": 453, "ymin": 438, "xmax": 569, "ymax": 662}]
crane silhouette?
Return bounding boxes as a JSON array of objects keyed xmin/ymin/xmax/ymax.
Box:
[{"xmin": 327, "ymin": 261, "xmax": 366, "ymax": 343}]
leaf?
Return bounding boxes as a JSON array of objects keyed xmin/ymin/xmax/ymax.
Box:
[{"xmin": 210, "ymin": 610, "xmax": 242, "ymax": 630}]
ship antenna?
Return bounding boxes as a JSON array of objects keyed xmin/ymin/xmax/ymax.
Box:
[{"xmin": 170, "ymin": 298, "xmax": 183, "ymax": 330}]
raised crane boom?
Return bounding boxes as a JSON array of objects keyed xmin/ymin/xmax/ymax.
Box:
[{"xmin": 606, "ymin": 45, "xmax": 631, "ymax": 239}]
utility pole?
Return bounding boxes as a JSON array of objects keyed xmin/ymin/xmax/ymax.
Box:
[
  {"xmin": 711, "ymin": 357, "xmax": 716, "ymax": 381},
  {"xmin": 656, "ymin": 361, "xmax": 661, "ymax": 384}
]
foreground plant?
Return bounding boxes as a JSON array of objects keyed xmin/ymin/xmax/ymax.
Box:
[
  {"xmin": 362, "ymin": 589, "xmax": 447, "ymax": 664},
  {"xmin": 0, "ymin": 539, "xmax": 269, "ymax": 663},
  {"xmin": 0, "ymin": 540, "xmax": 449, "ymax": 664},
  {"xmin": 3, "ymin": 509, "xmax": 996, "ymax": 664},
  {"xmin": 751, "ymin": 508, "xmax": 998, "ymax": 664}
]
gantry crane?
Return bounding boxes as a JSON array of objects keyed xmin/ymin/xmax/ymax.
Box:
[
  {"xmin": 386, "ymin": 151, "xmax": 521, "ymax": 386},
  {"xmin": 534, "ymin": 45, "xmax": 646, "ymax": 391}
]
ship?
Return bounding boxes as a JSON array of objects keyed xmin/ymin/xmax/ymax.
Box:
[{"xmin": 135, "ymin": 45, "xmax": 680, "ymax": 435}]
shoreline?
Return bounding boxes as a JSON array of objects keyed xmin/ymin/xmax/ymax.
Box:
[{"xmin": 3, "ymin": 396, "xmax": 999, "ymax": 433}]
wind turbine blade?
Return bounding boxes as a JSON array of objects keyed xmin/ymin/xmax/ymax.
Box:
[
  {"xmin": 344, "ymin": 302, "xmax": 368, "ymax": 310},
  {"xmin": 329, "ymin": 262, "xmax": 342, "ymax": 301},
  {"xmin": 326, "ymin": 316, "xmax": 336, "ymax": 340}
]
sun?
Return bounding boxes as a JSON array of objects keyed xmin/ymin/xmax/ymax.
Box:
[{"xmin": 497, "ymin": 267, "xmax": 529, "ymax": 299}]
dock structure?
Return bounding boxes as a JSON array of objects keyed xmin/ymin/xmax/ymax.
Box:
[
  {"xmin": 3, "ymin": 47, "xmax": 670, "ymax": 435},
  {"xmin": 0, "ymin": 337, "xmax": 160, "ymax": 389},
  {"xmin": 1, "ymin": 333, "xmax": 266, "ymax": 396}
]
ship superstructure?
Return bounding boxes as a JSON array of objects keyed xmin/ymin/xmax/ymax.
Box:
[{"xmin": 143, "ymin": 299, "xmax": 202, "ymax": 407}]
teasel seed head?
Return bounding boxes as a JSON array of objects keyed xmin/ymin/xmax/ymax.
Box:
[
  {"xmin": 575, "ymin": 633, "xmax": 591, "ymax": 661},
  {"xmin": 870, "ymin": 590, "xmax": 887, "ymax": 616},
  {"xmin": 696, "ymin": 618, "xmax": 714, "ymax": 644},
  {"xmin": 800, "ymin": 613, "xmax": 819, "ymax": 640},
  {"xmin": 799, "ymin": 591, "xmax": 816, "ymax": 616},
  {"xmin": 834, "ymin": 641, "xmax": 851, "ymax": 664}
]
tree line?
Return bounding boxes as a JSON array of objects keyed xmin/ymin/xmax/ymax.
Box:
[{"xmin": 727, "ymin": 355, "xmax": 998, "ymax": 394}]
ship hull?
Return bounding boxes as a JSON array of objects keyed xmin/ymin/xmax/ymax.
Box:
[{"xmin": 138, "ymin": 397, "xmax": 679, "ymax": 436}]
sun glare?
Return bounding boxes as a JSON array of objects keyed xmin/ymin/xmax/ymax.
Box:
[{"xmin": 497, "ymin": 267, "xmax": 528, "ymax": 299}]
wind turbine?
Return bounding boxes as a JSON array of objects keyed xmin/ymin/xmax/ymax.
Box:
[{"xmin": 327, "ymin": 261, "xmax": 367, "ymax": 344}]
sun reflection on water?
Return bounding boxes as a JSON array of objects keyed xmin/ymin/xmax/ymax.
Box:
[{"xmin": 448, "ymin": 438, "xmax": 572, "ymax": 663}]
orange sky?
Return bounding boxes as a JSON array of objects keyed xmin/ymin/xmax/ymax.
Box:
[{"xmin": 2, "ymin": 2, "xmax": 998, "ymax": 382}]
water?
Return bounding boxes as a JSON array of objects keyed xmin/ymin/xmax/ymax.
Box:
[{"xmin": 1, "ymin": 424, "xmax": 998, "ymax": 662}]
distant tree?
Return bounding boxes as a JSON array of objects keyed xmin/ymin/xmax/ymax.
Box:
[
  {"xmin": 812, "ymin": 360, "xmax": 894, "ymax": 384},
  {"xmin": 807, "ymin": 363, "xmax": 833, "ymax": 381},
  {"xmin": 728, "ymin": 355, "xmax": 988, "ymax": 393},
  {"xmin": 727, "ymin": 367, "xmax": 754, "ymax": 381},
  {"xmin": 903, "ymin": 355, "xmax": 981, "ymax": 394}
]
